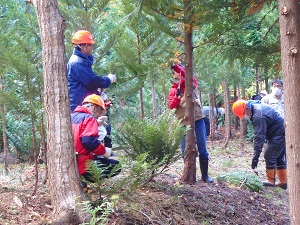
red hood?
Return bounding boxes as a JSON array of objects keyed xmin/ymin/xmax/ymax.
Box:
[
  {"xmin": 173, "ymin": 64, "xmax": 186, "ymax": 77},
  {"xmin": 172, "ymin": 64, "xmax": 198, "ymax": 91},
  {"xmin": 73, "ymin": 105, "xmax": 92, "ymax": 114}
]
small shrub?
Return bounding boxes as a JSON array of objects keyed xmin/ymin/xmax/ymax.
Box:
[
  {"xmin": 216, "ymin": 171, "xmax": 263, "ymax": 192},
  {"xmin": 114, "ymin": 110, "xmax": 185, "ymax": 182}
]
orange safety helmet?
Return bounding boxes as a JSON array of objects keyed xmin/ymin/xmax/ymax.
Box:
[
  {"xmin": 72, "ymin": 30, "xmax": 95, "ymax": 45},
  {"xmin": 82, "ymin": 94, "xmax": 105, "ymax": 110},
  {"xmin": 232, "ymin": 100, "xmax": 246, "ymax": 119}
]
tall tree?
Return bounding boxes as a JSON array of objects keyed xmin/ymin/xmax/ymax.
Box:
[
  {"xmin": 277, "ymin": 0, "xmax": 300, "ymax": 224},
  {"xmin": 178, "ymin": 0, "xmax": 198, "ymax": 183},
  {"xmin": 0, "ymin": 75, "xmax": 8, "ymax": 174},
  {"xmin": 30, "ymin": 0, "xmax": 89, "ymax": 223}
]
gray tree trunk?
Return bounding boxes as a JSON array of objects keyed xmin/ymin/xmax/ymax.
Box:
[
  {"xmin": 222, "ymin": 82, "xmax": 231, "ymax": 148},
  {"xmin": 278, "ymin": 1, "xmax": 300, "ymax": 224},
  {"xmin": 30, "ymin": 0, "xmax": 90, "ymax": 223}
]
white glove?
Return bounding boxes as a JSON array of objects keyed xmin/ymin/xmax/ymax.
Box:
[
  {"xmin": 195, "ymin": 99, "xmax": 201, "ymax": 106},
  {"xmin": 107, "ymin": 74, "xmax": 117, "ymax": 83},
  {"xmin": 97, "ymin": 116, "xmax": 108, "ymax": 126},
  {"xmin": 103, "ymin": 147, "xmax": 112, "ymax": 158}
]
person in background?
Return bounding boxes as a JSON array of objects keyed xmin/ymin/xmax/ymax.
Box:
[
  {"xmin": 261, "ymin": 79, "xmax": 284, "ymax": 118},
  {"xmin": 202, "ymin": 106, "xmax": 218, "ymax": 136},
  {"xmin": 71, "ymin": 94, "xmax": 120, "ymax": 183},
  {"xmin": 67, "ymin": 30, "xmax": 117, "ymax": 112},
  {"xmin": 259, "ymin": 90, "xmax": 268, "ymax": 99},
  {"xmin": 252, "ymin": 90, "xmax": 268, "ymax": 101},
  {"xmin": 169, "ymin": 63, "xmax": 213, "ymax": 183},
  {"xmin": 202, "ymin": 106, "xmax": 225, "ymax": 135},
  {"xmin": 232, "ymin": 100, "xmax": 287, "ymax": 189},
  {"xmin": 216, "ymin": 107, "xmax": 225, "ymax": 131}
]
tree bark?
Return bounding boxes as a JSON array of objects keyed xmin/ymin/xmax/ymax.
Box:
[
  {"xmin": 152, "ymin": 79, "xmax": 157, "ymax": 119},
  {"xmin": 255, "ymin": 65, "xmax": 259, "ymax": 94},
  {"xmin": 30, "ymin": 0, "xmax": 89, "ymax": 224},
  {"xmin": 0, "ymin": 76, "xmax": 9, "ymax": 175},
  {"xmin": 208, "ymin": 92, "xmax": 215, "ymax": 141},
  {"xmin": 181, "ymin": 0, "xmax": 197, "ymax": 184},
  {"xmin": 278, "ymin": 1, "xmax": 300, "ymax": 224},
  {"xmin": 222, "ymin": 82, "xmax": 231, "ymax": 148}
]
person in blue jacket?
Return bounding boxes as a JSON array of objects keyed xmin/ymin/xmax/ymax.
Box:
[{"xmin": 67, "ymin": 30, "xmax": 117, "ymax": 112}]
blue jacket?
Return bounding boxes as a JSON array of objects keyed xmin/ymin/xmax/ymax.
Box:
[
  {"xmin": 67, "ymin": 48, "xmax": 111, "ymax": 112},
  {"xmin": 250, "ymin": 103, "xmax": 285, "ymax": 155}
]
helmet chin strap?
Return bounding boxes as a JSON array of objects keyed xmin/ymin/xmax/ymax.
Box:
[
  {"xmin": 91, "ymin": 105, "xmax": 101, "ymax": 117},
  {"xmin": 83, "ymin": 103, "xmax": 95, "ymax": 114},
  {"xmin": 76, "ymin": 44, "xmax": 87, "ymax": 53}
]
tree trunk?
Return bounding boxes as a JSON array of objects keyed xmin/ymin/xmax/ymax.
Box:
[
  {"xmin": 208, "ymin": 92, "xmax": 215, "ymax": 141},
  {"xmin": 233, "ymin": 84, "xmax": 239, "ymax": 129},
  {"xmin": 30, "ymin": 112, "xmax": 38, "ymax": 196},
  {"xmin": 139, "ymin": 87, "xmax": 144, "ymax": 118},
  {"xmin": 181, "ymin": 0, "xmax": 197, "ymax": 184},
  {"xmin": 255, "ymin": 65, "xmax": 259, "ymax": 94},
  {"xmin": 278, "ymin": 1, "xmax": 300, "ymax": 224},
  {"xmin": 40, "ymin": 115, "xmax": 48, "ymax": 185},
  {"xmin": 222, "ymin": 83, "xmax": 231, "ymax": 148},
  {"xmin": 136, "ymin": 33, "xmax": 145, "ymax": 119},
  {"xmin": 152, "ymin": 79, "xmax": 157, "ymax": 119},
  {"xmin": 30, "ymin": 0, "xmax": 89, "ymax": 224},
  {"xmin": 0, "ymin": 76, "xmax": 8, "ymax": 175}
]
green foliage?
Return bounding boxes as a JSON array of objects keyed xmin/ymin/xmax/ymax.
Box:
[
  {"xmin": 217, "ymin": 171, "xmax": 263, "ymax": 192},
  {"xmin": 79, "ymin": 197, "xmax": 116, "ymax": 225},
  {"xmin": 79, "ymin": 153, "xmax": 153, "ymax": 222},
  {"xmin": 84, "ymin": 152, "xmax": 153, "ymax": 198},
  {"xmin": 114, "ymin": 110, "xmax": 184, "ymax": 181},
  {"xmin": 3, "ymin": 112, "xmax": 39, "ymax": 162}
]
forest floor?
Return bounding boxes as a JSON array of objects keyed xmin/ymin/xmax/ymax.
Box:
[{"xmin": 0, "ymin": 132, "xmax": 290, "ymax": 225}]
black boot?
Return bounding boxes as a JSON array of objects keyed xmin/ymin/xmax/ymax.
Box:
[{"xmin": 199, "ymin": 159, "xmax": 214, "ymax": 183}]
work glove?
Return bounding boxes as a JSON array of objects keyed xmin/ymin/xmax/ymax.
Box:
[
  {"xmin": 97, "ymin": 116, "xmax": 108, "ymax": 126},
  {"xmin": 98, "ymin": 125, "xmax": 107, "ymax": 142},
  {"xmin": 107, "ymin": 74, "xmax": 117, "ymax": 83},
  {"xmin": 251, "ymin": 152, "xmax": 260, "ymax": 169},
  {"xmin": 103, "ymin": 147, "xmax": 112, "ymax": 158}
]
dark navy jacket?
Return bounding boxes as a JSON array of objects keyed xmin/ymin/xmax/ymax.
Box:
[
  {"xmin": 67, "ymin": 48, "xmax": 111, "ymax": 112},
  {"xmin": 250, "ymin": 103, "xmax": 285, "ymax": 154}
]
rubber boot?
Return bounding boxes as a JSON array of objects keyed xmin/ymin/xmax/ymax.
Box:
[
  {"xmin": 262, "ymin": 169, "xmax": 275, "ymax": 187},
  {"xmin": 199, "ymin": 159, "xmax": 214, "ymax": 183},
  {"xmin": 276, "ymin": 169, "xmax": 287, "ymax": 190}
]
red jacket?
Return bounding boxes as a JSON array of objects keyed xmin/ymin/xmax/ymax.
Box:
[
  {"xmin": 169, "ymin": 81, "xmax": 205, "ymax": 125},
  {"xmin": 169, "ymin": 82, "xmax": 181, "ymax": 109},
  {"xmin": 71, "ymin": 105, "xmax": 106, "ymax": 175}
]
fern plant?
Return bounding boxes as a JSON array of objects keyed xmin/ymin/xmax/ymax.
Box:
[
  {"xmin": 113, "ymin": 110, "xmax": 185, "ymax": 182},
  {"xmin": 79, "ymin": 197, "xmax": 117, "ymax": 225}
]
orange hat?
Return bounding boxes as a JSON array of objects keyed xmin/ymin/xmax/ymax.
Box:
[
  {"xmin": 72, "ymin": 30, "xmax": 95, "ymax": 45},
  {"xmin": 82, "ymin": 94, "xmax": 105, "ymax": 110},
  {"xmin": 232, "ymin": 100, "xmax": 246, "ymax": 119}
]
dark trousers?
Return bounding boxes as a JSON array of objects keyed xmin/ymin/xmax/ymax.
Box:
[
  {"xmin": 203, "ymin": 117, "xmax": 210, "ymax": 136},
  {"xmin": 82, "ymin": 157, "xmax": 121, "ymax": 182}
]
